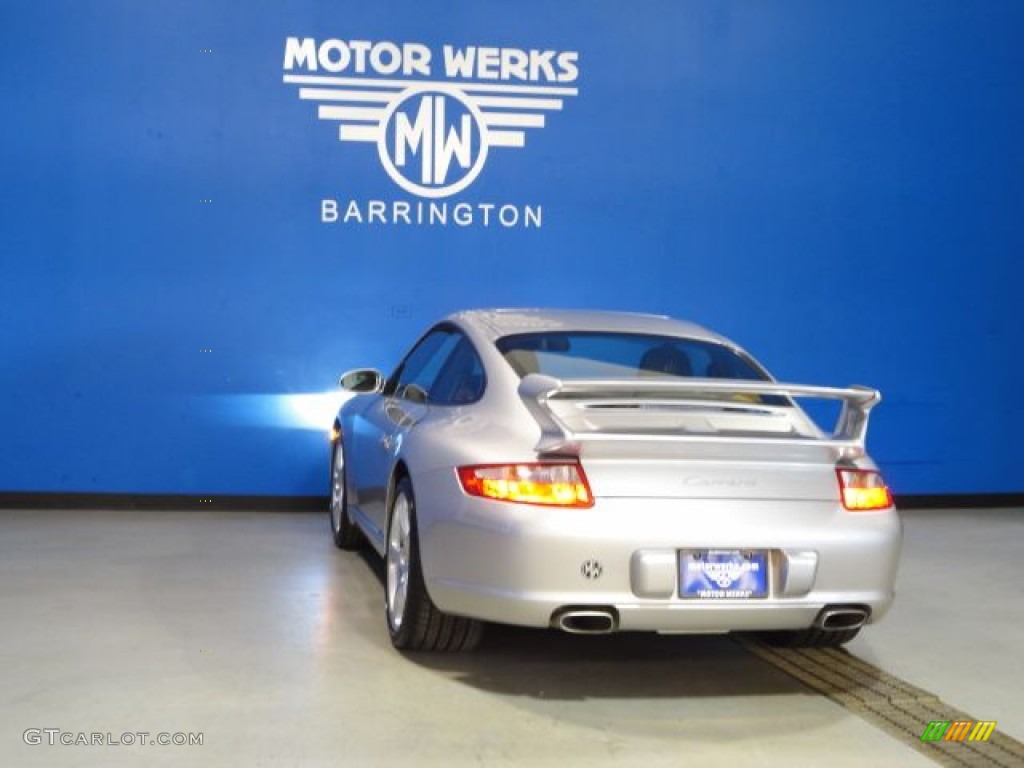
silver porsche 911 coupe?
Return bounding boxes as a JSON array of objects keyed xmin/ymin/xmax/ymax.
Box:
[{"xmin": 329, "ymin": 309, "xmax": 901, "ymax": 652}]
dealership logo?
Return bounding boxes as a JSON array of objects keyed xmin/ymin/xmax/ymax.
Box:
[
  {"xmin": 690, "ymin": 560, "xmax": 759, "ymax": 589},
  {"xmin": 282, "ymin": 37, "xmax": 579, "ymax": 201}
]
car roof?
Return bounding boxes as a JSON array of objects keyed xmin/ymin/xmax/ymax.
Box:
[{"xmin": 448, "ymin": 308, "xmax": 732, "ymax": 345}]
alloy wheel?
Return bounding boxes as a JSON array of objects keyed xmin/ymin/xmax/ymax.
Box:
[
  {"xmin": 386, "ymin": 492, "xmax": 411, "ymax": 631},
  {"xmin": 330, "ymin": 447, "xmax": 344, "ymax": 533}
]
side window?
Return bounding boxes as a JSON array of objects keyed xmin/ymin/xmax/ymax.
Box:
[
  {"xmin": 679, "ymin": 343, "xmax": 712, "ymax": 377},
  {"xmin": 430, "ymin": 336, "xmax": 486, "ymax": 405},
  {"xmin": 388, "ymin": 329, "xmax": 461, "ymax": 401}
]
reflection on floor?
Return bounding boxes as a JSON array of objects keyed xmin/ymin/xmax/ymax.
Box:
[{"xmin": 0, "ymin": 507, "xmax": 1019, "ymax": 767}]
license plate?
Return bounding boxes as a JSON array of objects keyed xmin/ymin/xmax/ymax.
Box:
[{"xmin": 680, "ymin": 549, "xmax": 768, "ymax": 599}]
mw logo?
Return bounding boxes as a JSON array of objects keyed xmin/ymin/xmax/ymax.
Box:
[
  {"xmin": 920, "ymin": 720, "xmax": 997, "ymax": 743},
  {"xmin": 379, "ymin": 88, "xmax": 487, "ymax": 198}
]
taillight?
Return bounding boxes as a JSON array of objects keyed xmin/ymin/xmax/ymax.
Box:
[
  {"xmin": 457, "ymin": 463, "xmax": 594, "ymax": 508},
  {"xmin": 837, "ymin": 468, "xmax": 893, "ymax": 511}
]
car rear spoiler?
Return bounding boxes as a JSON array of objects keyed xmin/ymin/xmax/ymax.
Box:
[{"xmin": 517, "ymin": 374, "xmax": 881, "ymax": 454}]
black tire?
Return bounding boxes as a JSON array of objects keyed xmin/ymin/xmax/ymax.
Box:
[
  {"xmin": 329, "ymin": 442, "xmax": 362, "ymax": 550},
  {"xmin": 759, "ymin": 626, "xmax": 861, "ymax": 648},
  {"xmin": 385, "ymin": 477, "xmax": 483, "ymax": 652}
]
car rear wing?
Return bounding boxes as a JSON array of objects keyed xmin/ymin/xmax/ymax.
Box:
[{"xmin": 517, "ymin": 374, "xmax": 881, "ymax": 454}]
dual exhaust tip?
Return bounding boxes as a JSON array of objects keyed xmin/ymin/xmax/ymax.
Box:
[
  {"xmin": 815, "ymin": 605, "xmax": 870, "ymax": 631},
  {"xmin": 553, "ymin": 607, "xmax": 619, "ymax": 634}
]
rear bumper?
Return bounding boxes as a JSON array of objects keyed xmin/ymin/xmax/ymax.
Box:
[
  {"xmin": 436, "ymin": 593, "xmax": 889, "ymax": 634},
  {"xmin": 429, "ymin": 571, "xmax": 895, "ymax": 633},
  {"xmin": 415, "ymin": 470, "xmax": 902, "ymax": 633}
]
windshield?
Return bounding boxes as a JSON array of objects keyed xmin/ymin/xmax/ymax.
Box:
[{"xmin": 495, "ymin": 331, "xmax": 772, "ymax": 382}]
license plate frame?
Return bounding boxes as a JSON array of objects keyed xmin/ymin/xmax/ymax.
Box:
[{"xmin": 679, "ymin": 549, "xmax": 769, "ymax": 599}]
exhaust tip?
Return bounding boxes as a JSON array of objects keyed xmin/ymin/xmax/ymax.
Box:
[
  {"xmin": 815, "ymin": 605, "xmax": 870, "ymax": 631},
  {"xmin": 553, "ymin": 607, "xmax": 618, "ymax": 634}
]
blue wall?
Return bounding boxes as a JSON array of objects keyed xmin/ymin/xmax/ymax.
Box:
[{"xmin": 2, "ymin": 1, "xmax": 1021, "ymax": 496}]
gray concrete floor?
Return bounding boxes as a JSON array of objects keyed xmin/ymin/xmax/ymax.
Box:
[{"xmin": 0, "ymin": 506, "xmax": 1020, "ymax": 767}]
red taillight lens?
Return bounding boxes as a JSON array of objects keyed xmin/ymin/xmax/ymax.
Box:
[
  {"xmin": 457, "ymin": 463, "xmax": 594, "ymax": 508},
  {"xmin": 837, "ymin": 468, "xmax": 893, "ymax": 511}
]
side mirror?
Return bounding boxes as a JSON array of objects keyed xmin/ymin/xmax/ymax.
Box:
[{"xmin": 339, "ymin": 368, "xmax": 384, "ymax": 394}]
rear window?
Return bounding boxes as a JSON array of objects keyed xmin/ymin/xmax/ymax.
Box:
[{"xmin": 495, "ymin": 331, "xmax": 771, "ymax": 382}]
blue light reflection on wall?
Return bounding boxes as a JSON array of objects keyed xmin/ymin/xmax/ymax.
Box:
[{"xmin": 205, "ymin": 392, "xmax": 353, "ymax": 433}]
